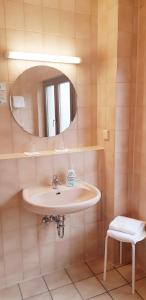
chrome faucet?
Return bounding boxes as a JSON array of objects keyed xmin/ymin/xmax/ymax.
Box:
[{"xmin": 52, "ymin": 175, "xmax": 60, "ymax": 189}]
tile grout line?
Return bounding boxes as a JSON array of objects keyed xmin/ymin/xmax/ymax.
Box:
[
  {"xmin": 114, "ymin": 266, "xmax": 145, "ymax": 300},
  {"xmin": 42, "ymin": 276, "xmax": 53, "ymax": 300},
  {"xmin": 18, "ymin": 283, "xmax": 23, "ymax": 300},
  {"xmin": 24, "ymin": 291, "xmax": 53, "ymax": 300},
  {"xmin": 2, "ymin": 260, "xmax": 146, "ymax": 300},
  {"xmin": 85, "ymin": 261, "xmax": 146, "ymax": 299},
  {"xmin": 64, "ymin": 267, "xmax": 85, "ymax": 300},
  {"xmin": 109, "ymin": 283, "xmax": 144, "ymax": 300},
  {"xmin": 85, "ymin": 261, "xmax": 113, "ymax": 299},
  {"xmin": 113, "ymin": 266, "xmax": 130, "ymax": 284}
]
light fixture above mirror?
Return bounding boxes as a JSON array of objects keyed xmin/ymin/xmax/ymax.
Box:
[{"xmin": 6, "ymin": 51, "xmax": 81, "ymax": 64}]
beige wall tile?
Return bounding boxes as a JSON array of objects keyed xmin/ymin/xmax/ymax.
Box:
[
  {"xmin": 118, "ymin": 2, "xmax": 134, "ymax": 33},
  {"xmin": 39, "ymin": 242, "xmax": 55, "ymax": 274},
  {"xmin": 6, "ymin": 29, "xmax": 25, "ymax": 51},
  {"xmin": 17, "ymin": 157, "xmax": 36, "ymax": 188},
  {"xmin": 23, "ymin": 247, "xmax": 40, "ymax": 278},
  {"xmin": 24, "ymin": 3, "xmax": 42, "ymax": 32},
  {"xmin": 60, "ymin": 12, "xmax": 75, "ymax": 38},
  {"xmin": 0, "ymin": 285, "xmax": 22, "ymax": 300},
  {"xmin": 0, "ymin": 1, "xmax": 5, "ymax": 29},
  {"xmin": 24, "ymin": 0, "xmax": 41, "ymax": 5},
  {"xmin": 42, "ymin": 0, "xmax": 59, "ymax": 9},
  {"xmin": 75, "ymin": 0, "xmax": 91, "ymax": 15},
  {"xmin": 60, "ymin": 0, "xmax": 75, "ymax": 12},
  {"xmin": 42, "ymin": 8, "xmax": 60, "ymax": 35},
  {"xmin": 75, "ymin": 14, "xmax": 91, "ymax": 39},
  {"xmin": 5, "ymin": 0, "xmax": 24, "ymax": 30},
  {"xmin": 24, "ymin": 32, "xmax": 43, "ymax": 52},
  {"xmin": 2, "ymin": 207, "xmax": 19, "ymax": 232}
]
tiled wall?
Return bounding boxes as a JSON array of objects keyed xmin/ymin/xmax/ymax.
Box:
[
  {"xmin": 97, "ymin": 0, "xmax": 138, "ymax": 220},
  {"xmin": 0, "ymin": 150, "xmax": 105, "ymax": 288},
  {"xmin": 96, "ymin": 0, "xmax": 138, "ymax": 264},
  {"xmin": 115, "ymin": 0, "xmax": 138, "ymax": 216},
  {"xmin": 0, "ymin": 0, "xmax": 98, "ymax": 154},
  {"xmin": 128, "ymin": 0, "xmax": 146, "ymax": 269},
  {"xmin": 0, "ymin": 0, "xmax": 106, "ymax": 289},
  {"xmin": 1, "ymin": 0, "xmax": 144, "ymax": 287},
  {"xmin": 97, "ymin": 0, "xmax": 118, "ymax": 223}
]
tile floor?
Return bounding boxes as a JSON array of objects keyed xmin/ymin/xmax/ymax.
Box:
[{"xmin": 0, "ymin": 257, "xmax": 146, "ymax": 300}]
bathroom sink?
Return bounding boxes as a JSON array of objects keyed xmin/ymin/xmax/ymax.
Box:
[{"xmin": 22, "ymin": 181, "xmax": 101, "ymax": 215}]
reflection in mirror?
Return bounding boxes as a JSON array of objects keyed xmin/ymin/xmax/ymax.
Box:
[{"xmin": 10, "ymin": 66, "xmax": 77, "ymax": 137}]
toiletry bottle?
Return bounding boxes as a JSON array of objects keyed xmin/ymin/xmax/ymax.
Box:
[{"xmin": 66, "ymin": 169, "xmax": 76, "ymax": 187}]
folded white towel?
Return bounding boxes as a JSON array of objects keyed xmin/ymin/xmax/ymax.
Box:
[
  {"xmin": 109, "ymin": 216, "xmax": 145, "ymax": 236},
  {"xmin": 107, "ymin": 229, "xmax": 146, "ymax": 244}
]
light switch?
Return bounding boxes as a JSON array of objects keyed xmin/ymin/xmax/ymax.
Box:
[
  {"xmin": 103, "ymin": 129, "xmax": 110, "ymax": 141},
  {"xmin": 0, "ymin": 83, "xmax": 7, "ymax": 104},
  {"xmin": 0, "ymin": 82, "xmax": 7, "ymax": 91}
]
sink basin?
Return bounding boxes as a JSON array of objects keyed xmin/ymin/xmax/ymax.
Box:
[{"xmin": 22, "ymin": 181, "xmax": 101, "ymax": 215}]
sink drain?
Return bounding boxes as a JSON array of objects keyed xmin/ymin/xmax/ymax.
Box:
[{"xmin": 42, "ymin": 215, "xmax": 65, "ymax": 238}]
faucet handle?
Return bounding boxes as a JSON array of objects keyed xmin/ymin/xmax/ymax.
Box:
[{"xmin": 53, "ymin": 174, "xmax": 59, "ymax": 181}]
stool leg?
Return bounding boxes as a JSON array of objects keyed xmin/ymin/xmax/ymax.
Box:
[
  {"xmin": 103, "ymin": 235, "xmax": 108, "ymax": 281},
  {"xmin": 120, "ymin": 241, "xmax": 122, "ymax": 265},
  {"xmin": 132, "ymin": 244, "xmax": 135, "ymax": 294}
]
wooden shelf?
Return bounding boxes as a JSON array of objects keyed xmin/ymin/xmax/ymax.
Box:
[{"xmin": 0, "ymin": 146, "xmax": 104, "ymax": 161}]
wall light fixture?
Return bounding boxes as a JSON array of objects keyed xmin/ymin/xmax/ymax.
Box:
[{"xmin": 6, "ymin": 51, "xmax": 81, "ymax": 64}]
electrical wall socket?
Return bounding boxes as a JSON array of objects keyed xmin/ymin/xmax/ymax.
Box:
[{"xmin": 103, "ymin": 129, "xmax": 110, "ymax": 141}]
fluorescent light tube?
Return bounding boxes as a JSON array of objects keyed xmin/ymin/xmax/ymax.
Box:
[{"xmin": 6, "ymin": 51, "xmax": 81, "ymax": 64}]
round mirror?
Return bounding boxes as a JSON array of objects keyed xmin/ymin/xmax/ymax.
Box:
[{"xmin": 10, "ymin": 66, "xmax": 77, "ymax": 137}]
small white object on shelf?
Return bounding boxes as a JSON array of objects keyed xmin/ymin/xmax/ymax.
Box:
[{"xmin": 24, "ymin": 152, "xmax": 40, "ymax": 157}]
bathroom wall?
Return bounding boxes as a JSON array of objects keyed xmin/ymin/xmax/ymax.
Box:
[
  {"xmin": 97, "ymin": 0, "xmax": 118, "ymax": 223},
  {"xmin": 115, "ymin": 0, "xmax": 138, "ymax": 216},
  {"xmin": 96, "ymin": 0, "xmax": 138, "ymax": 263},
  {"xmin": 97, "ymin": 0, "xmax": 138, "ymax": 220},
  {"xmin": 0, "ymin": 0, "xmax": 98, "ymax": 153},
  {"xmin": 128, "ymin": 0, "xmax": 146, "ymax": 269},
  {"xmin": 0, "ymin": 150, "xmax": 105, "ymax": 288},
  {"xmin": 0, "ymin": 0, "xmax": 106, "ymax": 288}
]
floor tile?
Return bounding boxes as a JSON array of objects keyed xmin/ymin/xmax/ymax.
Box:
[
  {"xmin": 44, "ymin": 269, "xmax": 71, "ymax": 290},
  {"xmin": 66, "ymin": 262, "xmax": 92, "ymax": 282},
  {"xmin": 89, "ymin": 292, "xmax": 112, "ymax": 299},
  {"xmin": 136, "ymin": 277, "xmax": 146, "ymax": 299},
  {"xmin": 27, "ymin": 292, "xmax": 52, "ymax": 300},
  {"xmin": 75, "ymin": 276, "xmax": 106, "ymax": 299},
  {"xmin": 19, "ymin": 277, "xmax": 47, "ymax": 299},
  {"xmin": 98, "ymin": 269, "xmax": 127, "ymax": 291},
  {"xmin": 0, "ymin": 285, "xmax": 22, "ymax": 300},
  {"xmin": 110, "ymin": 284, "xmax": 142, "ymax": 299},
  {"xmin": 117, "ymin": 264, "xmax": 146, "ymax": 282},
  {"xmin": 87, "ymin": 256, "xmax": 113, "ymax": 275},
  {"xmin": 51, "ymin": 283, "xmax": 82, "ymax": 300}
]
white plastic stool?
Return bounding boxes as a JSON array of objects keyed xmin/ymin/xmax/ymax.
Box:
[{"xmin": 103, "ymin": 217, "xmax": 146, "ymax": 294}]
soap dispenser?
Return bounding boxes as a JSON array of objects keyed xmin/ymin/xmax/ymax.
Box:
[{"xmin": 66, "ymin": 169, "xmax": 76, "ymax": 187}]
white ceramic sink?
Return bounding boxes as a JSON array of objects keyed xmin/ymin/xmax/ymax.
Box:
[{"xmin": 22, "ymin": 181, "xmax": 101, "ymax": 215}]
